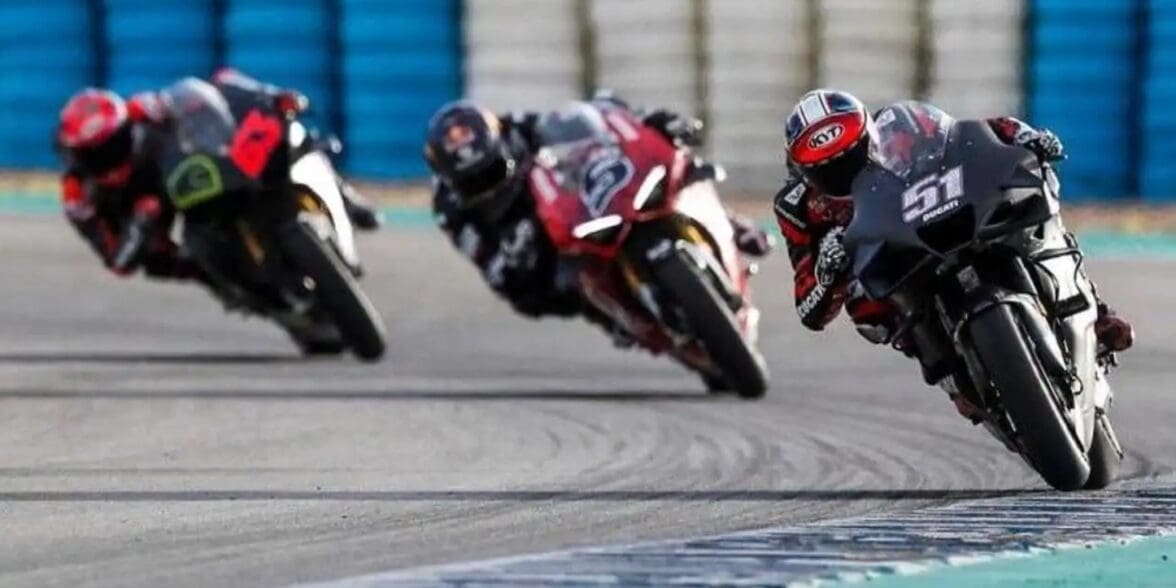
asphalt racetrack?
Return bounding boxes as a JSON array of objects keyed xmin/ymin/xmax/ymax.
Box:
[{"xmin": 1, "ymin": 213, "xmax": 1174, "ymax": 587}]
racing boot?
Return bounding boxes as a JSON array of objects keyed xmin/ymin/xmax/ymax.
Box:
[
  {"xmin": 939, "ymin": 374, "xmax": 987, "ymax": 424},
  {"xmin": 338, "ymin": 180, "xmax": 381, "ymax": 231},
  {"xmin": 581, "ymin": 303, "xmax": 635, "ymax": 349},
  {"xmin": 1095, "ymin": 302, "xmax": 1134, "ymax": 353},
  {"xmin": 728, "ymin": 213, "xmax": 774, "ymax": 258}
]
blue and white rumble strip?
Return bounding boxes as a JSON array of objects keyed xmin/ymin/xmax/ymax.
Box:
[{"xmin": 304, "ymin": 487, "xmax": 1176, "ymax": 587}]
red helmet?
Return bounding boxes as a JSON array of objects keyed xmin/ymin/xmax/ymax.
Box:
[
  {"xmin": 57, "ymin": 89, "xmax": 135, "ymax": 185},
  {"xmin": 785, "ymin": 89, "xmax": 876, "ymax": 196}
]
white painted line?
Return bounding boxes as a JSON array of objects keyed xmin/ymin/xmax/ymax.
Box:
[{"xmin": 296, "ymin": 487, "xmax": 1176, "ymax": 587}]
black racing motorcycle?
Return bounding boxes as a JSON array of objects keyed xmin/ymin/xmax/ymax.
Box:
[
  {"xmin": 153, "ymin": 77, "xmax": 386, "ymax": 360},
  {"xmin": 843, "ymin": 102, "xmax": 1122, "ymax": 491}
]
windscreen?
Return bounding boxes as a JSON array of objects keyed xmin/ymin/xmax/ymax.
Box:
[
  {"xmin": 535, "ymin": 102, "xmax": 613, "ymax": 150},
  {"xmin": 160, "ymin": 77, "xmax": 236, "ymax": 155},
  {"xmin": 873, "ymin": 101, "xmax": 955, "ymax": 181},
  {"xmin": 534, "ymin": 103, "xmax": 630, "ymax": 208}
]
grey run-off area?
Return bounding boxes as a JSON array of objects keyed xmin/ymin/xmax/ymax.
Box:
[{"xmin": 0, "ymin": 215, "xmax": 1174, "ymax": 587}]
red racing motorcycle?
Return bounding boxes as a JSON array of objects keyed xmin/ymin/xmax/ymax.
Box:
[{"xmin": 527, "ymin": 102, "xmax": 769, "ymax": 398}]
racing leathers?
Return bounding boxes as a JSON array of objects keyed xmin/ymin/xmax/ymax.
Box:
[
  {"xmin": 59, "ymin": 93, "xmax": 197, "ymax": 280},
  {"xmin": 434, "ymin": 103, "xmax": 772, "ymax": 331},
  {"xmin": 60, "ymin": 70, "xmax": 376, "ymax": 281}
]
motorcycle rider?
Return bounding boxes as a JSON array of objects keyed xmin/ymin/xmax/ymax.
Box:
[
  {"xmin": 426, "ymin": 93, "xmax": 773, "ymax": 342},
  {"xmin": 773, "ymin": 88, "xmax": 1134, "ymax": 418},
  {"xmin": 55, "ymin": 68, "xmax": 380, "ymax": 282}
]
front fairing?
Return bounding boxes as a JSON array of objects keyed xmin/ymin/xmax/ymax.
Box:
[
  {"xmin": 845, "ymin": 111, "xmax": 1046, "ymax": 299},
  {"xmin": 157, "ymin": 77, "xmax": 293, "ymax": 218},
  {"xmin": 528, "ymin": 102, "xmax": 680, "ymax": 258}
]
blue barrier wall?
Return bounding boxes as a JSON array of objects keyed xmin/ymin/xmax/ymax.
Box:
[
  {"xmin": 104, "ymin": 0, "xmax": 217, "ymax": 96},
  {"xmin": 3, "ymin": 0, "xmax": 1157, "ymax": 194},
  {"xmin": 1029, "ymin": 0, "xmax": 1139, "ymax": 200},
  {"xmin": 1144, "ymin": 1, "xmax": 1176, "ymax": 200},
  {"xmin": 341, "ymin": 0, "xmax": 461, "ymax": 179},
  {"xmin": 0, "ymin": 0, "xmax": 463, "ymax": 178},
  {"xmin": 223, "ymin": 0, "xmax": 337, "ymax": 131},
  {"xmin": 0, "ymin": 1, "xmax": 96, "ymax": 168}
]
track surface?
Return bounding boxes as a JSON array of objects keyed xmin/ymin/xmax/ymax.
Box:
[{"xmin": 1, "ymin": 215, "xmax": 1174, "ymax": 587}]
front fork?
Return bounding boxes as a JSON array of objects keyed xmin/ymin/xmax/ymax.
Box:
[
  {"xmin": 618, "ymin": 217, "xmax": 759, "ymax": 368},
  {"xmin": 623, "ymin": 219, "xmax": 742, "ymax": 327},
  {"xmin": 574, "ymin": 217, "xmax": 743, "ymax": 361},
  {"xmin": 1015, "ymin": 216, "xmax": 1108, "ymax": 421}
]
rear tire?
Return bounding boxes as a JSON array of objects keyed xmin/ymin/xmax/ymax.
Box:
[
  {"xmin": 652, "ymin": 251, "xmax": 768, "ymax": 399},
  {"xmin": 969, "ymin": 305, "xmax": 1089, "ymax": 490},
  {"xmin": 280, "ymin": 223, "xmax": 387, "ymax": 361},
  {"xmin": 1084, "ymin": 415, "xmax": 1120, "ymax": 490}
]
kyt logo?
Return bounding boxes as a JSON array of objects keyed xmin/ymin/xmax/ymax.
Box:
[{"xmin": 808, "ymin": 123, "xmax": 845, "ymax": 149}]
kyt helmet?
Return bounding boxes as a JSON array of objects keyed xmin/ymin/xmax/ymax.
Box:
[
  {"xmin": 57, "ymin": 88, "xmax": 135, "ymax": 185},
  {"xmin": 784, "ymin": 89, "xmax": 876, "ymax": 196},
  {"xmin": 424, "ymin": 101, "xmax": 523, "ymax": 218}
]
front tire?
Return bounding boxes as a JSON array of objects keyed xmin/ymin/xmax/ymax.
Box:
[
  {"xmin": 652, "ymin": 250, "xmax": 768, "ymax": 399},
  {"xmin": 968, "ymin": 305, "xmax": 1089, "ymax": 490},
  {"xmin": 280, "ymin": 223, "xmax": 387, "ymax": 361}
]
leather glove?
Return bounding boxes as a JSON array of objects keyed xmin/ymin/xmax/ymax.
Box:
[
  {"xmin": 499, "ymin": 218, "xmax": 539, "ymax": 272},
  {"xmin": 1017, "ymin": 128, "xmax": 1065, "ymax": 162},
  {"xmin": 815, "ymin": 226, "xmax": 849, "ymax": 287},
  {"xmin": 642, "ymin": 109, "xmax": 704, "ymax": 147},
  {"xmin": 275, "ymin": 90, "xmax": 309, "ymax": 115}
]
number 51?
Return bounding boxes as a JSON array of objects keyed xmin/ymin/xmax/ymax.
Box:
[{"xmin": 901, "ymin": 166, "xmax": 964, "ymax": 223}]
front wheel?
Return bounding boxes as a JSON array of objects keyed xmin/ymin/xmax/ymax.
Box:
[
  {"xmin": 651, "ymin": 250, "xmax": 768, "ymax": 399},
  {"xmin": 968, "ymin": 304, "xmax": 1089, "ymax": 490},
  {"xmin": 280, "ymin": 223, "xmax": 387, "ymax": 361}
]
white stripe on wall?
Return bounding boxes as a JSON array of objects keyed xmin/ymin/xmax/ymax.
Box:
[
  {"xmin": 928, "ymin": 0, "xmax": 1023, "ymax": 118},
  {"xmin": 463, "ymin": 0, "xmax": 1025, "ymax": 193},
  {"xmin": 818, "ymin": 0, "xmax": 920, "ymax": 109},
  {"xmin": 591, "ymin": 0, "xmax": 697, "ymax": 116},
  {"xmin": 465, "ymin": 0, "xmax": 581, "ymax": 111},
  {"xmin": 707, "ymin": 0, "xmax": 809, "ymax": 192}
]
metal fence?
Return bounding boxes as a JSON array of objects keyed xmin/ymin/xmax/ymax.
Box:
[{"xmin": 465, "ymin": 0, "xmax": 1023, "ymax": 194}]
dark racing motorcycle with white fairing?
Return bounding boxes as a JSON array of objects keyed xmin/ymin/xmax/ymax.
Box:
[
  {"xmin": 154, "ymin": 77, "xmax": 386, "ymax": 360},
  {"xmin": 843, "ymin": 102, "xmax": 1123, "ymax": 490}
]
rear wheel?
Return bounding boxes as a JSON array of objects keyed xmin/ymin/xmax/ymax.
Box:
[
  {"xmin": 1084, "ymin": 414, "xmax": 1121, "ymax": 490},
  {"xmin": 280, "ymin": 223, "xmax": 387, "ymax": 361},
  {"xmin": 652, "ymin": 250, "xmax": 768, "ymax": 399},
  {"xmin": 968, "ymin": 305, "xmax": 1089, "ymax": 490}
]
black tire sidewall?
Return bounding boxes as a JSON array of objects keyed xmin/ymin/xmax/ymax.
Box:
[
  {"xmin": 281, "ymin": 223, "xmax": 387, "ymax": 361},
  {"xmin": 652, "ymin": 250, "xmax": 767, "ymax": 398},
  {"xmin": 968, "ymin": 304, "xmax": 1090, "ymax": 490}
]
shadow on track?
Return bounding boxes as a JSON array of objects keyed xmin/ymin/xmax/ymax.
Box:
[
  {"xmin": 0, "ymin": 352, "xmax": 300, "ymax": 364},
  {"xmin": 0, "ymin": 389, "xmax": 713, "ymax": 402},
  {"xmin": 0, "ymin": 489, "xmax": 1041, "ymax": 502}
]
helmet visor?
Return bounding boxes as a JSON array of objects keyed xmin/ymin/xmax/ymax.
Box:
[
  {"xmin": 449, "ymin": 155, "xmax": 516, "ymax": 206},
  {"xmin": 68, "ymin": 124, "xmax": 133, "ymax": 176}
]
